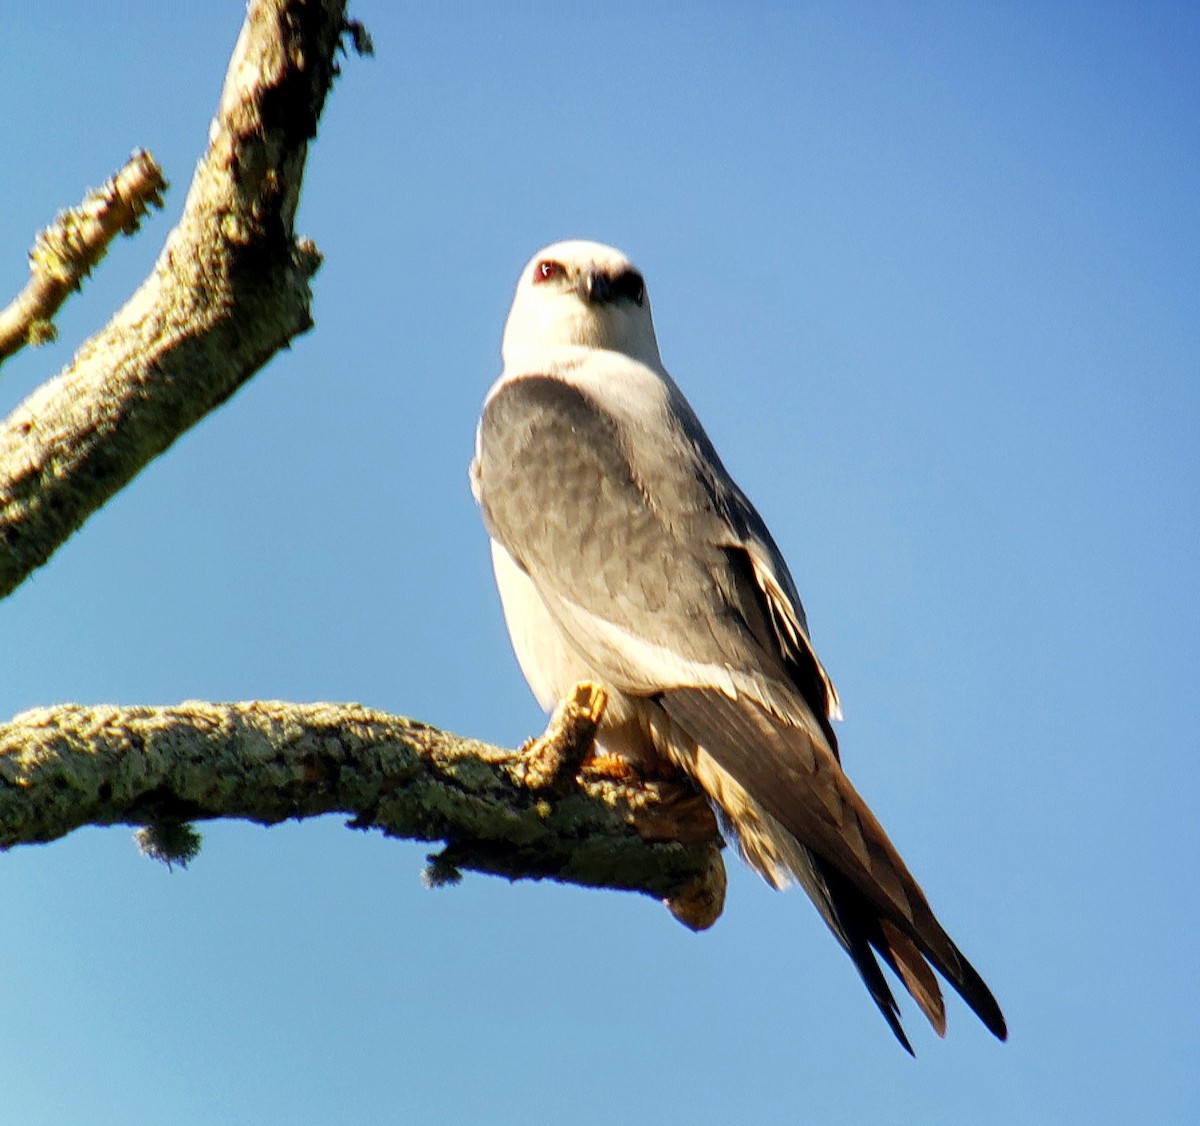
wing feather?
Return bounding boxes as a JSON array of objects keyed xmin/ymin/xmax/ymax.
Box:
[{"xmin": 661, "ymin": 686, "xmax": 1006, "ymax": 1041}]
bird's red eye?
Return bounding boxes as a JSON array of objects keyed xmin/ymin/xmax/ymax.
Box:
[{"xmin": 534, "ymin": 259, "xmax": 564, "ymax": 283}]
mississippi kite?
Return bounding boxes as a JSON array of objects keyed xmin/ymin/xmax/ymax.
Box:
[{"xmin": 471, "ymin": 240, "xmax": 1006, "ymax": 1051}]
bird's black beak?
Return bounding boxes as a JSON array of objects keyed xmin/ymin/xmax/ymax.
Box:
[
  {"xmin": 578, "ymin": 265, "xmax": 646, "ymax": 307},
  {"xmin": 581, "ymin": 268, "xmax": 615, "ymax": 305}
]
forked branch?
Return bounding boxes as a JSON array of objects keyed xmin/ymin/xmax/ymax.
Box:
[{"xmin": 0, "ymin": 0, "xmax": 351, "ymax": 599}]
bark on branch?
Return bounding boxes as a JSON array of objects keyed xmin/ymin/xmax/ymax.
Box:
[
  {"xmin": 0, "ymin": 6, "xmax": 729, "ymax": 931},
  {"xmin": 0, "ymin": 150, "xmax": 168, "ymax": 365},
  {"xmin": 0, "ymin": 0, "xmax": 350, "ymax": 599},
  {"xmin": 0, "ymin": 701, "xmax": 726, "ymax": 928}
]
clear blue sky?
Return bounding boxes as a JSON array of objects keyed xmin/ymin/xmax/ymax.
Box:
[{"xmin": 3, "ymin": 3, "xmax": 1197, "ymax": 1122}]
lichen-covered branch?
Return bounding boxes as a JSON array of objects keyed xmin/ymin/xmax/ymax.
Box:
[
  {"xmin": 0, "ymin": 701, "xmax": 727, "ymax": 928},
  {"xmin": 0, "ymin": 0, "xmax": 353, "ymax": 600},
  {"xmin": 0, "ymin": 150, "xmax": 168, "ymax": 366},
  {"xmin": 0, "ymin": 4, "xmax": 729, "ymax": 935}
]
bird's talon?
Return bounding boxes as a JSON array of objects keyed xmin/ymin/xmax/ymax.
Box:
[
  {"xmin": 581, "ymin": 751, "xmax": 640, "ymax": 783},
  {"xmin": 519, "ymin": 681, "xmax": 608, "ymax": 792}
]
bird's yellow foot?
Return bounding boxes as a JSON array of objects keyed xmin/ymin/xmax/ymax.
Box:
[
  {"xmin": 580, "ymin": 750, "xmax": 641, "ymax": 783},
  {"xmin": 519, "ymin": 682, "xmax": 609, "ymax": 791}
]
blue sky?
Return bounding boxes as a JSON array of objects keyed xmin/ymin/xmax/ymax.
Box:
[{"xmin": 3, "ymin": 3, "xmax": 1197, "ymax": 1122}]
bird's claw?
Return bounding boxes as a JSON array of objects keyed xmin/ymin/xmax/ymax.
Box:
[{"xmin": 519, "ymin": 682, "xmax": 609, "ymax": 791}]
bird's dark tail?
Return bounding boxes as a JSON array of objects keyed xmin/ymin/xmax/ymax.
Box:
[
  {"xmin": 818, "ymin": 859, "xmax": 1008, "ymax": 1051},
  {"xmin": 659, "ymin": 687, "xmax": 1007, "ymax": 1049}
]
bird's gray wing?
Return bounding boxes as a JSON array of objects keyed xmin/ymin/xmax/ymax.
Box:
[
  {"xmin": 666, "ymin": 387, "xmax": 844, "ymax": 732},
  {"xmin": 477, "ymin": 372, "xmax": 881, "ymax": 888},
  {"xmin": 478, "ymin": 372, "xmax": 838, "ymax": 728},
  {"xmin": 476, "ymin": 371, "xmax": 1005, "ymax": 1043}
]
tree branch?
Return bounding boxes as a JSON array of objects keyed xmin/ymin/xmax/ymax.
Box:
[
  {"xmin": 0, "ymin": 150, "xmax": 168, "ymax": 366},
  {"xmin": 0, "ymin": 6, "xmax": 731, "ymax": 933},
  {"xmin": 0, "ymin": 0, "xmax": 351, "ymax": 600},
  {"xmin": 0, "ymin": 700, "xmax": 726, "ymax": 928}
]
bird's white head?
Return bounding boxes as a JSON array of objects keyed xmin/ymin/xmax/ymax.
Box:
[{"xmin": 501, "ymin": 240, "xmax": 664, "ymax": 373}]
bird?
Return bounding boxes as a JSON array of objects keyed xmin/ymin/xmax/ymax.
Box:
[{"xmin": 470, "ymin": 239, "xmax": 1006, "ymax": 1052}]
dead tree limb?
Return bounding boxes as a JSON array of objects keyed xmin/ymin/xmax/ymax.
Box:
[
  {"xmin": 0, "ymin": 6, "xmax": 729, "ymax": 930},
  {"xmin": 0, "ymin": 700, "xmax": 727, "ymax": 929},
  {"xmin": 0, "ymin": 0, "xmax": 351, "ymax": 600},
  {"xmin": 0, "ymin": 150, "xmax": 168, "ymax": 366}
]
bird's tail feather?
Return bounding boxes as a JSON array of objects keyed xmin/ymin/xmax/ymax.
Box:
[{"xmin": 652, "ymin": 689, "xmax": 1007, "ymax": 1046}]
